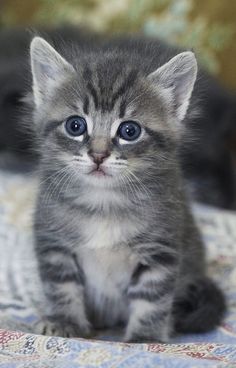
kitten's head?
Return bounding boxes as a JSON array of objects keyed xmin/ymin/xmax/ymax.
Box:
[{"xmin": 30, "ymin": 37, "xmax": 197, "ymax": 188}]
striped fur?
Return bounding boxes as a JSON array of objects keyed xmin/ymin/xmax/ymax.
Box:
[{"xmin": 30, "ymin": 36, "xmax": 225, "ymax": 342}]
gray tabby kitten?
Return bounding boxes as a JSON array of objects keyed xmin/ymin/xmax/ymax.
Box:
[{"xmin": 31, "ymin": 36, "xmax": 225, "ymax": 342}]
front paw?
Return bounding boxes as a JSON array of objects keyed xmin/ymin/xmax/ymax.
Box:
[{"xmin": 36, "ymin": 317, "xmax": 92, "ymax": 338}]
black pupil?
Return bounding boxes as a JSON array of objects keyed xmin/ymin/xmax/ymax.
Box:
[
  {"xmin": 71, "ymin": 121, "xmax": 80, "ymax": 132},
  {"xmin": 125, "ymin": 125, "xmax": 136, "ymax": 137}
]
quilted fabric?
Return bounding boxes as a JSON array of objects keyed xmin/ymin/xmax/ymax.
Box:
[{"xmin": 0, "ymin": 170, "xmax": 236, "ymax": 367}]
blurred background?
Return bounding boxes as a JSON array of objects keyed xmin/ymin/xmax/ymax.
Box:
[
  {"xmin": 1, "ymin": 0, "xmax": 235, "ymax": 88},
  {"xmin": 0, "ymin": 0, "xmax": 236, "ymax": 210}
]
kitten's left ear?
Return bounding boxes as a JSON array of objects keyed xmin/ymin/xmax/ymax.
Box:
[
  {"xmin": 148, "ymin": 52, "xmax": 197, "ymax": 121},
  {"xmin": 30, "ymin": 37, "xmax": 75, "ymax": 107}
]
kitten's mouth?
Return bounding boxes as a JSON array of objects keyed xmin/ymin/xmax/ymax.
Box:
[{"xmin": 88, "ymin": 166, "xmax": 111, "ymax": 177}]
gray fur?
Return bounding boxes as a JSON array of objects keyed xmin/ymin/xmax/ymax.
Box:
[{"xmin": 31, "ymin": 36, "xmax": 225, "ymax": 342}]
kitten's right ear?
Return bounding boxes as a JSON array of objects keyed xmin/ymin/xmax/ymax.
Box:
[
  {"xmin": 30, "ymin": 37, "xmax": 74, "ymax": 107},
  {"xmin": 148, "ymin": 52, "xmax": 197, "ymax": 122}
]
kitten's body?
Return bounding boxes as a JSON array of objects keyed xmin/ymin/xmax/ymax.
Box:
[{"xmin": 31, "ymin": 36, "xmax": 225, "ymax": 342}]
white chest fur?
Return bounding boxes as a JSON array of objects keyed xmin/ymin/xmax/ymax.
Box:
[
  {"xmin": 73, "ymin": 189, "xmax": 144, "ymax": 327},
  {"xmin": 79, "ymin": 245, "xmax": 138, "ymax": 327},
  {"xmin": 79, "ymin": 214, "xmax": 142, "ymax": 249}
]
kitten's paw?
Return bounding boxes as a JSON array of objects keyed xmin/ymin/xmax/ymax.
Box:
[{"xmin": 36, "ymin": 318, "xmax": 92, "ymax": 338}]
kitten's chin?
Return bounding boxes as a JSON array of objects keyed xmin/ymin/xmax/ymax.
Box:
[
  {"xmin": 91, "ymin": 171, "xmax": 106, "ymax": 177},
  {"xmin": 77, "ymin": 164, "xmax": 123, "ymax": 187},
  {"xmin": 82, "ymin": 170, "xmax": 115, "ymax": 187}
]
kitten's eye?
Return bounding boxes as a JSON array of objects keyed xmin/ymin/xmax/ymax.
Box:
[
  {"xmin": 65, "ymin": 116, "xmax": 87, "ymax": 137},
  {"xmin": 118, "ymin": 121, "xmax": 141, "ymax": 141}
]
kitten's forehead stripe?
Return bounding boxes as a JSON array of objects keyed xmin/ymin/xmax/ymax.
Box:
[
  {"xmin": 87, "ymin": 82, "xmax": 99, "ymax": 109},
  {"xmin": 119, "ymin": 99, "xmax": 126, "ymax": 119},
  {"xmin": 83, "ymin": 95, "xmax": 89, "ymax": 115},
  {"xmin": 110, "ymin": 70, "xmax": 138, "ymax": 112},
  {"xmin": 83, "ymin": 68, "xmax": 138, "ymax": 114}
]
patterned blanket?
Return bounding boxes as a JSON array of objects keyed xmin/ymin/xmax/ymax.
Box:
[{"xmin": 0, "ymin": 170, "xmax": 236, "ymax": 367}]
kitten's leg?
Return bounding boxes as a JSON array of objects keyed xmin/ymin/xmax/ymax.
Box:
[
  {"xmin": 125, "ymin": 264, "xmax": 177, "ymax": 343},
  {"xmin": 36, "ymin": 246, "xmax": 91, "ymax": 338}
]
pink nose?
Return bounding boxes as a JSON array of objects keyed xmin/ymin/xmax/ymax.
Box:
[{"xmin": 88, "ymin": 150, "xmax": 110, "ymax": 165}]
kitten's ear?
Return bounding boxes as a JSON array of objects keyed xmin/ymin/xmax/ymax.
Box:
[
  {"xmin": 148, "ymin": 52, "xmax": 197, "ymax": 121},
  {"xmin": 30, "ymin": 37, "xmax": 74, "ymax": 107}
]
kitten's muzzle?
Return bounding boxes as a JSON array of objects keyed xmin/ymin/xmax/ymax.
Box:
[{"xmin": 88, "ymin": 150, "xmax": 110, "ymax": 165}]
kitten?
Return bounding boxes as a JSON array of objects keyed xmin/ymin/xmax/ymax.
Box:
[{"xmin": 30, "ymin": 36, "xmax": 225, "ymax": 342}]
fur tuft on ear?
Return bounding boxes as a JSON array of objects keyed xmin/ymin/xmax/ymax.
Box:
[
  {"xmin": 148, "ymin": 52, "xmax": 198, "ymax": 121},
  {"xmin": 30, "ymin": 37, "xmax": 74, "ymax": 107}
]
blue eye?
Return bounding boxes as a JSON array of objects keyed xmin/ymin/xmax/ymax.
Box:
[
  {"xmin": 118, "ymin": 121, "xmax": 141, "ymax": 141},
  {"xmin": 65, "ymin": 116, "xmax": 87, "ymax": 137}
]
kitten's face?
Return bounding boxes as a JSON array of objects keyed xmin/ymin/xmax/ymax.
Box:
[
  {"xmin": 36, "ymin": 76, "xmax": 172, "ymax": 188},
  {"xmin": 30, "ymin": 37, "xmax": 197, "ymax": 188}
]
